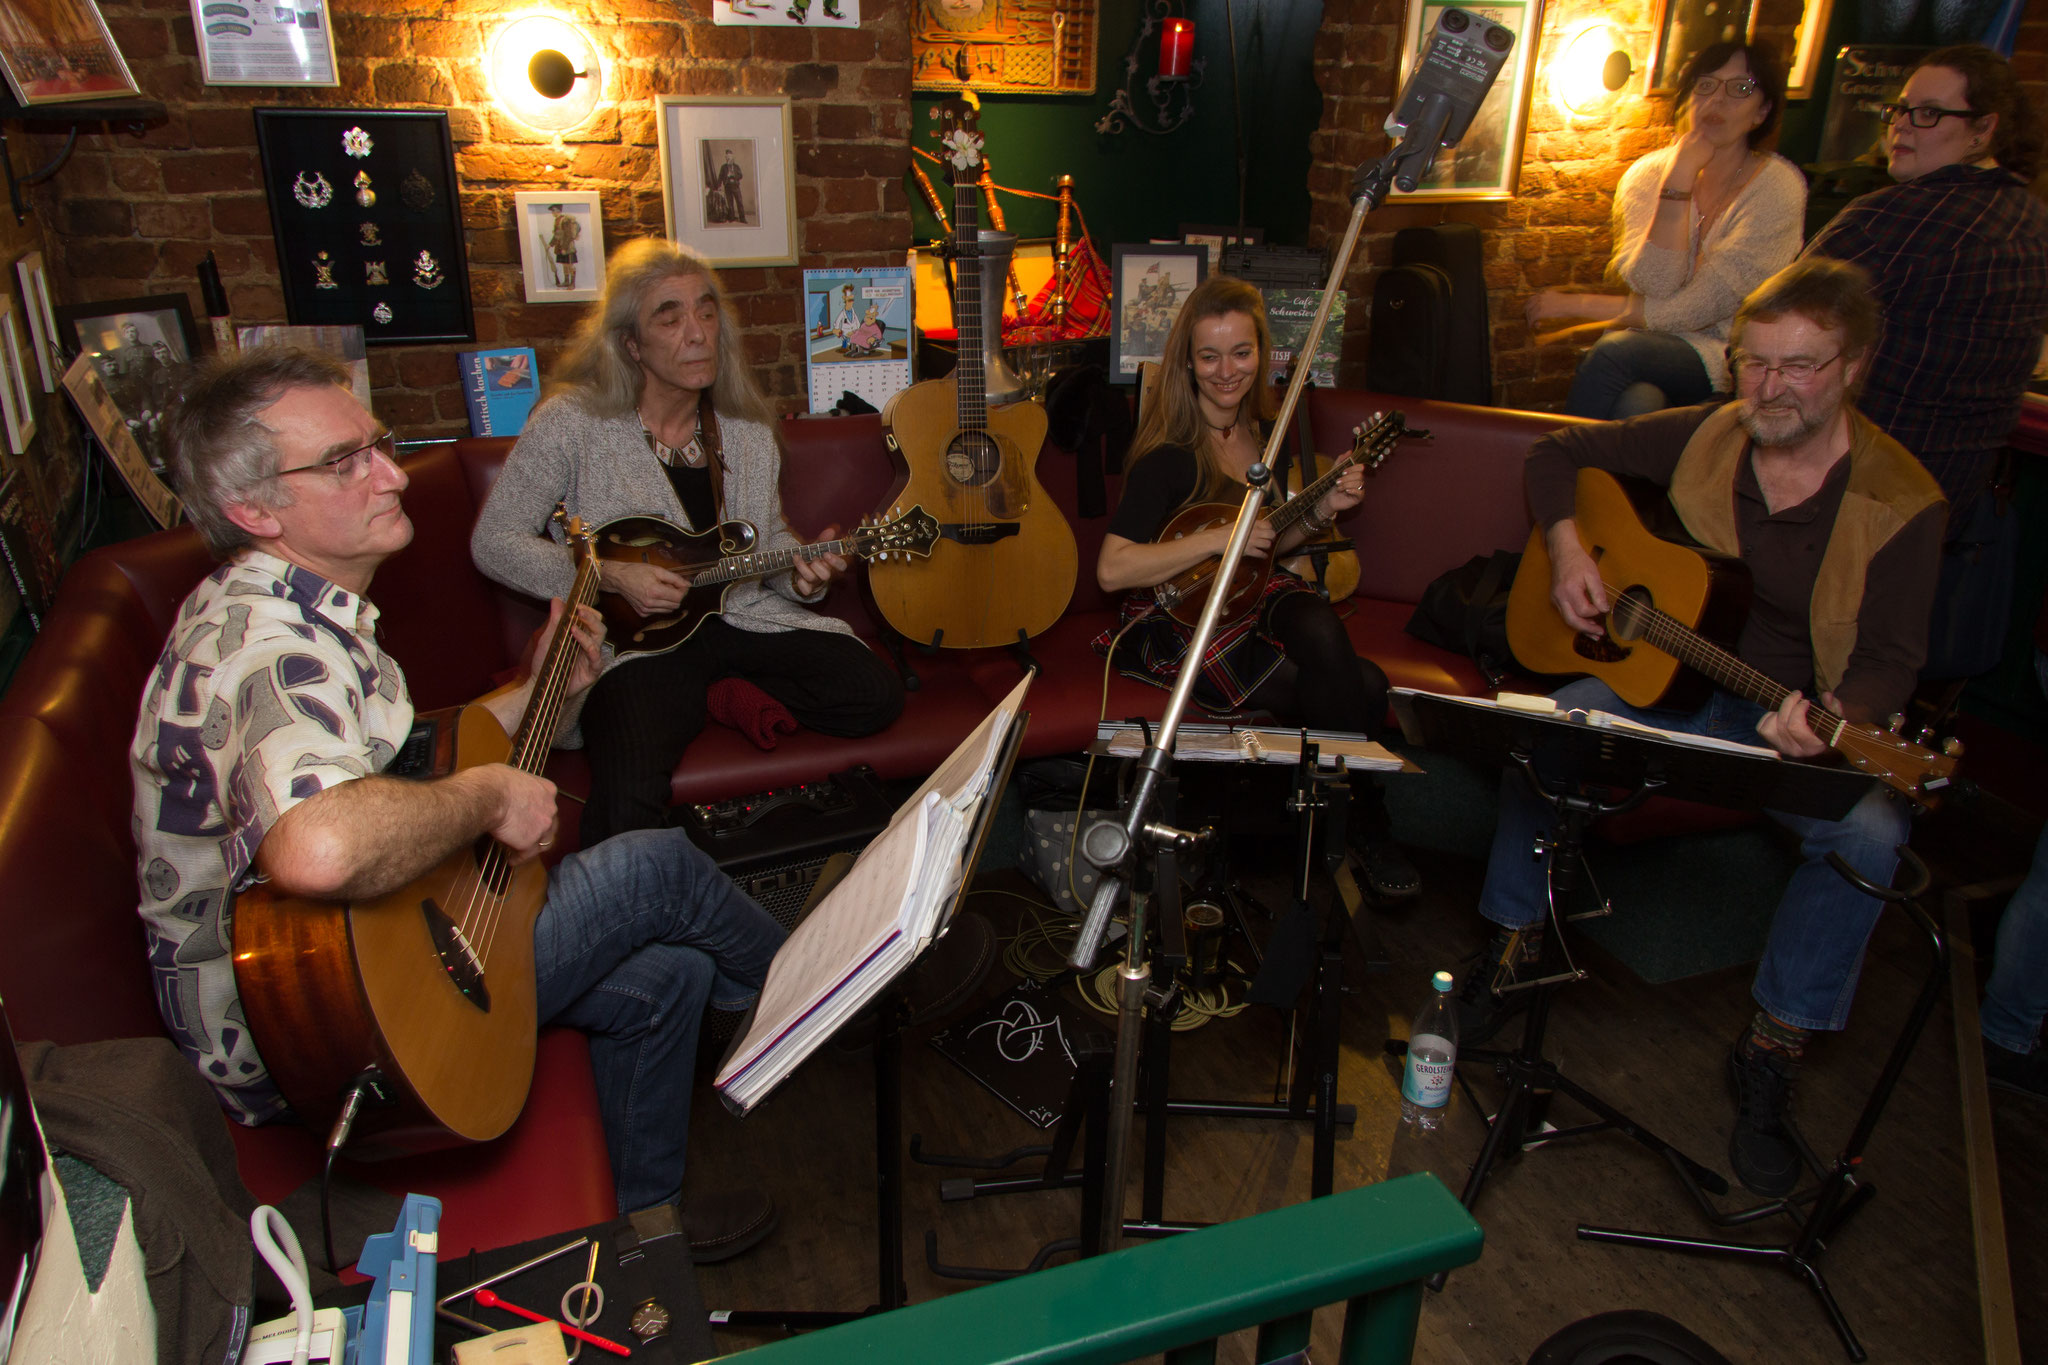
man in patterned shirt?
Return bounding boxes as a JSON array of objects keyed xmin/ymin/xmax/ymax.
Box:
[{"xmin": 131, "ymin": 347, "xmax": 787, "ymax": 1258}]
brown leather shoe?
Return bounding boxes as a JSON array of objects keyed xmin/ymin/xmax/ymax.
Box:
[{"xmin": 683, "ymin": 1185, "xmax": 779, "ymax": 1264}]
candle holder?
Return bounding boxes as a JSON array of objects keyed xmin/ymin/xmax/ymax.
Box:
[{"xmin": 1095, "ymin": 0, "xmax": 1204, "ymax": 137}]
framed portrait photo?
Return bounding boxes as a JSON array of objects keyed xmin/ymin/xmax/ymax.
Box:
[
  {"xmin": 0, "ymin": 0, "xmax": 139, "ymax": 106},
  {"xmin": 53, "ymin": 294, "xmax": 198, "ymax": 476},
  {"xmin": 513, "ymin": 191, "xmax": 605, "ymax": 304},
  {"xmin": 0, "ymin": 297, "xmax": 33, "ymax": 457},
  {"xmin": 1648, "ymin": 0, "xmax": 1758, "ymax": 94},
  {"xmin": 657, "ymin": 96, "xmax": 798, "ymax": 268},
  {"xmin": 1393, "ymin": 0, "xmax": 1545, "ymax": 202},
  {"xmin": 12, "ymin": 251, "xmax": 60, "ymax": 393},
  {"xmin": 1783, "ymin": 0, "xmax": 1836, "ymax": 100},
  {"xmin": 1107, "ymin": 244, "xmax": 1207, "ymax": 384}
]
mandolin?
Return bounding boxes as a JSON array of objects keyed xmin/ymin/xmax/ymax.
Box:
[
  {"xmin": 868, "ymin": 97, "xmax": 1080, "ymax": 650},
  {"xmin": 232, "ymin": 516, "xmax": 603, "ymax": 1155},
  {"xmin": 1506, "ymin": 466, "xmax": 1961, "ymax": 807},
  {"xmin": 1152, "ymin": 410, "xmax": 1409, "ymax": 628},
  {"xmin": 592, "ymin": 505, "xmax": 939, "ymax": 657}
]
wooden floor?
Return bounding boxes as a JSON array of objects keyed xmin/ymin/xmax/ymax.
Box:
[{"xmin": 685, "ymin": 811, "xmax": 2046, "ymax": 1364}]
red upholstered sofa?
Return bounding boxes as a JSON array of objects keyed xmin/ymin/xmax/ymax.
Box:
[{"xmin": 0, "ymin": 385, "xmax": 1567, "ymax": 1259}]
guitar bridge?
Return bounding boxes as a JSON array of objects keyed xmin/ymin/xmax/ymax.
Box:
[{"xmin": 421, "ymin": 897, "xmax": 491, "ymax": 1011}]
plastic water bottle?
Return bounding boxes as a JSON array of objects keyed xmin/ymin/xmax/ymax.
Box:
[{"xmin": 1401, "ymin": 969, "xmax": 1460, "ymax": 1130}]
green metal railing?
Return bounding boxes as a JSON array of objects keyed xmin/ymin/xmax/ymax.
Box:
[{"xmin": 731, "ymin": 1173, "xmax": 1482, "ymax": 1365}]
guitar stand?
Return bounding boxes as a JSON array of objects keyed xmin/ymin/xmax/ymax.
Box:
[
  {"xmin": 1422, "ymin": 753, "xmax": 1729, "ymax": 1292},
  {"xmin": 1578, "ymin": 848, "xmax": 1946, "ymax": 1364},
  {"xmin": 1006, "ymin": 628, "xmax": 1040, "ymax": 678}
]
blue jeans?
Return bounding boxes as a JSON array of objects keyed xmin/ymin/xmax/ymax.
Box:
[
  {"xmin": 533, "ymin": 828, "xmax": 786, "ymax": 1213},
  {"xmin": 1477, "ymin": 678, "xmax": 1913, "ymax": 1031},
  {"xmin": 1565, "ymin": 330, "xmax": 1716, "ymax": 420},
  {"xmin": 1981, "ymin": 822, "xmax": 2048, "ymax": 1054}
]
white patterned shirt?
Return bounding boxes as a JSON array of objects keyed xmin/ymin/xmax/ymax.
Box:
[{"xmin": 130, "ymin": 552, "xmax": 412, "ymax": 1124}]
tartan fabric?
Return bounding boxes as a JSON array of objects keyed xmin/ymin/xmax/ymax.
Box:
[
  {"xmin": 1094, "ymin": 572, "xmax": 1318, "ymax": 711},
  {"xmin": 1004, "ymin": 237, "xmax": 1113, "ymax": 346}
]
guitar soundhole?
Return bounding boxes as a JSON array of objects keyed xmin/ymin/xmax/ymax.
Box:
[
  {"xmin": 422, "ymin": 896, "xmax": 491, "ymax": 1012},
  {"xmin": 1609, "ymin": 586, "xmax": 1654, "ymax": 642},
  {"xmin": 944, "ymin": 431, "xmax": 1001, "ymax": 488}
]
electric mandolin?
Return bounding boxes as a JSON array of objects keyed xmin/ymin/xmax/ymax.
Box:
[
  {"xmin": 592, "ymin": 505, "xmax": 939, "ymax": 657},
  {"xmin": 232, "ymin": 516, "xmax": 603, "ymax": 1155},
  {"xmin": 1505, "ymin": 466, "xmax": 1961, "ymax": 807}
]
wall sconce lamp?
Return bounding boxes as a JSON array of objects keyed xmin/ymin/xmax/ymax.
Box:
[
  {"xmin": 1095, "ymin": 0, "xmax": 1203, "ymax": 137},
  {"xmin": 490, "ymin": 15, "xmax": 602, "ymax": 132},
  {"xmin": 1552, "ymin": 21, "xmax": 1633, "ymax": 119}
]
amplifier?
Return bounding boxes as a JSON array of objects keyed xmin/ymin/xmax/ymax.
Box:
[{"xmin": 684, "ymin": 764, "xmax": 894, "ymax": 932}]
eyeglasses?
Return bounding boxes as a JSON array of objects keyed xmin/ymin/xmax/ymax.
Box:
[
  {"xmin": 1728, "ymin": 351, "xmax": 1841, "ymax": 386},
  {"xmin": 1691, "ymin": 76, "xmax": 1759, "ymax": 100},
  {"xmin": 273, "ymin": 431, "xmax": 397, "ymax": 484},
  {"xmin": 1876, "ymin": 101, "xmax": 1979, "ymax": 128}
]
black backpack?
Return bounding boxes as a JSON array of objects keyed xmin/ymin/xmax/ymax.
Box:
[{"xmin": 1404, "ymin": 549, "xmax": 1521, "ymax": 689}]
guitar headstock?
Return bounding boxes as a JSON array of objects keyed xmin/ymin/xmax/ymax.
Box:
[
  {"xmin": 1348, "ymin": 410, "xmax": 1411, "ymax": 471},
  {"xmin": 935, "ymin": 95, "xmax": 984, "ymax": 182},
  {"xmin": 860, "ymin": 505, "xmax": 942, "ymax": 561},
  {"xmin": 1835, "ymin": 720, "xmax": 1962, "ymax": 809}
]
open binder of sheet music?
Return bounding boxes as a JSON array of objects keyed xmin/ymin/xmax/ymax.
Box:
[
  {"xmin": 715, "ymin": 673, "xmax": 1032, "ymax": 1116},
  {"xmin": 1092, "ymin": 721, "xmax": 1414, "ymax": 771},
  {"xmin": 1393, "ymin": 689, "xmax": 1780, "ymax": 760}
]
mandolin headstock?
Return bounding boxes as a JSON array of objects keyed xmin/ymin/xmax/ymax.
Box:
[{"xmin": 1349, "ymin": 410, "xmax": 1412, "ymax": 471}]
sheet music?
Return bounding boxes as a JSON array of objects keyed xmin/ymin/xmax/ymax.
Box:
[
  {"xmin": 1406, "ymin": 690, "xmax": 1779, "ymax": 760},
  {"xmin": 904, "ymin": 673, "xmax": 1033, "ymax": 813},
  {"xmin": 1093, "ymin": 721, "xmax": 1410, "ymax": 771}
]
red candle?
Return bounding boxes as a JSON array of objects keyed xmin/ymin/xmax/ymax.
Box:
[{"xmin": 1159, "ymin": 17, "xmax": 1193, "ymax": 80}]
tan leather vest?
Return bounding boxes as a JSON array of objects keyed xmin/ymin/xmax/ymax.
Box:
[{"xmin": 1667, "ymin": 404, "xmax": 1942, "ymax": 696}]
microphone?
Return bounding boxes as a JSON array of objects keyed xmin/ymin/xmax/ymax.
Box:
[{"xmin": 1355, "ymin": 7, "xmax": 1516, "ymax": 203}]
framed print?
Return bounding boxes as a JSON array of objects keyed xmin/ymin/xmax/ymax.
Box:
[
  {"xmin": 252, "ymin": 108, "xmax": 474, "ymax": 345},
  {"xmin": 713, "ymin": 0, "xmax": 859, "ymax": 29},
  {"xmin": 192, "ymin": 0, "xmax": 337, "ymax": 87},
  {"xmin": 1108, "ymin": 244, "xmax": 1206, "ymax": 383},
  {"xmin": 911, "ymin": 0, "xmax": 1097, "ymax": 94},
  {"xmin": 1783, "ymin": 0, "xmax": 1836, "ymax": 99},
  {"xmin": 513, "ymin": 191, "xmax": 605, "ymax": 304},
  {"xmin": 1394, "ymin": 0, "xmax": 1544, "ymax": 201},
  {"xmin": 657, "ymin": 97, "xmax": 799, "ymax": 268},
  {"xmin": 54, "ymin": 293, "xmax": 197, "ymax": 476},
  {"xmin": 1648, "ymin": 0, "xmax": 1758, "ymax": 94},
  {"xmin": 0, "ymin": 299, "xmax": 32, "ymax": 456},
  {"xmin": 0, "ymin": 0, "xmax": 139, "ymax": 106},
  {"xmin": 13, "ymin": 251, "xmax": 59, "ymax": 393},
  {"xmin": 60, "ymin": 352, "xmax": 180, "ymax": 528},
  {"xmin": 1179, "ymin": 223, "xmax": 1262, "ymax": 272}
]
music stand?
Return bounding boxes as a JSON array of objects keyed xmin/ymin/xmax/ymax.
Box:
[{"xmin": 1388, "ymin": 691, "xmax": 1878, "ymax": 1272}]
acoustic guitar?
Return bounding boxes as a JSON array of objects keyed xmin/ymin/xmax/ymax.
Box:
[
  {"xmin": 1505, "ymin": 466, "xmax": 1961, "ymax": 807},
  {"xmin": 1152, "ymin": 410, "xmax": 1409, "ymax": 628},
  {"xmin": 592, "ymin": 505, "xmax": 939, "ymax": 658},
  {"xmin": 232, "ymin": 517, "xmax": 603, "ymax": 1155},
  {"xmin": 868, "ymin": 98, "xmax": 1080, "ymax": 649}
]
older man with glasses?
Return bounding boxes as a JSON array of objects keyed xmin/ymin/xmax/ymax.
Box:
[
  {"xmin": 1457, "ymin": 258, "xmax": 1946, "ymax": 1198},
  {"xmin": 130, "ymin": 346, "xmax": 789, "ymax": 1261}
]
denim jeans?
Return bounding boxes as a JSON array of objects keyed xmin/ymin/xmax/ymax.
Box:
[
  {"xmin": 1981, "ymin": 822, "xmax": 2048, "ymax": 1054},
  {"xmin": 1477, "ymin": 678, "xmax": 1913, "ymax": 1031},
  {"xmin": 1565, "ymin": 329, "xmax": 1716, "ymax": 420},
  {"xmin": 532, "ymin": 827, "xmax": 787, "ymax": 1212}
]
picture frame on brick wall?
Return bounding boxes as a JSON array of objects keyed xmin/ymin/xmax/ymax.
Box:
[
  {"xmin": 1393, "ymin": 0, "xmax": 1544, "ymax": 202},
  {"xmin": 0, "ymin": 0, "xmax": 138, "ymax": 107},
  {"xmin": 253, "ymin": 108, "xmax": 475, "ymax": 345},
  {"xmin": 1107, "ymin": 243, "xmax": 1206, "ymax": 384},
  {"xmin": 191, "ymin": 0, "xmax": 338, "ymax": 87},
  {"xmin": 52, "ymin": 294, "xmax": 198, "ymax": 478},
  {"xmin": 0, "ymin": 298, "xmax": 34, "ymax": 458},
  {"xmin": 713, "ymin": 0, "xmax": 860, "ymax": 29},
  {"xmin": 1781, "ymin": 0, "xmax": 1834, "ymax": 100},
  {"xmin": 657, "ymin": 96, "xmax": 799, "ymax": 269},
  {"xmin": 12, "ymin": 251, "xmax": 60, "ymax": 394},
  {"xmin": 513, "ymin": 191, "xmax": 606, "ymax": 305}
]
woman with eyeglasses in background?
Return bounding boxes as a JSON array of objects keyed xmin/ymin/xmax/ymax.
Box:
[
  {"xmin": 1526, "ymin": 41, "xmax": 1805, "ymax": 420},
  {"xmin": 1803, "ymin": 45, "xmax": 2048, "ymax": 678}
]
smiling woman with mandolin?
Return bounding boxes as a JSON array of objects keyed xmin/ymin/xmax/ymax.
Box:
[
  {"xmin": 1094, "ymin": 276, "xmax": 1420, "ymax": 901},
  {"xmin": 471, "ymin": 239, "xmax": 904, "ymax": 848}
]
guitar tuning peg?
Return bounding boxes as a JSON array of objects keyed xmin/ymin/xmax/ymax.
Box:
[
  {"xmin": 1886, "ymin": 712, "xmax": 1905, "ymax": 734},
  {"xmin": 1914, "ymin": 726, "xmax": 1934, "ymax": 745},
  {"xmin": 1942, "ymin": 737, "xmax": 1964, "ymax": 758}
]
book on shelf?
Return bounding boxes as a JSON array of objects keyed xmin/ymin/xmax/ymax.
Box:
[
  {"xmin": 1093, "ymin": 720, "xmax": 1412, "ymax": 771},
  {"xmin": 715, "ymin": 672, "xmax": 1031, "ymax": 1115},
  {"xmin": 456, "ymin": 347, "xmax": 540, "ymax": 437}
]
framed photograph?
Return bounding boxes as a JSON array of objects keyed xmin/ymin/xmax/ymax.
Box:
[
  {"xmin": 12, "ymin": 251, "xmax": 59, "ymax": 393},
  {"xmin": 713, "ymin": 0, "xmax": 859, "ymax": 29},
  {"xmin": 1179, "ymin": 223, "xmax": 1263, "ymax": 273},
  {"xmin": 1394, "ymin": 0, "xmax": 1544, "ymax": 201},
  {"xmin": 1783, "ymin": 0, "xmax": 1836, "ymax": 99},
  {"xmin": 0, "ymin": 0, "xmax": 139, "ymax": 106},
  {"xmin": 911, "ymin": 0, "xmax": 1097, "ymax": 94},
  {"xmin": 1108, "ymin": 244, "xmax": 1207, "ymax": 383},
  {"xmin": 60, "ymin": 352, "xmax": 180, "ymax": 529},
  {"xmin": 192, "ymin": 0, "xmax": 337, "ymax": 87},
  {"xmin": 513, "ymin": 191, "xmax": 605, "ymax": 304},
  {"xmin": 1648, "ymin": 0, "xmax": 1758, "ymax": 94},
  {"xmin": 0, "ymin": 298, "xmax": 32, "ymax": 456},
  {"xmin": 54, "ymin": 293, "xmax": 197, "ymax": 476},
  {"xmin": 252, "ymin": 108, "xmax": 474, "ymax": 345},
  {"xmin": 657, "ymin": 97, "xmax": 799, "ymax": 268}
]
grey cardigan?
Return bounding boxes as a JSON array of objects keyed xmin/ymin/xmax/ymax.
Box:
[{"xmin": 469, "ymin": 394, "xmax": 852, "ymax": 672}]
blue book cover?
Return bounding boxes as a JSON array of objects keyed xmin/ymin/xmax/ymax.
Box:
[{"xmin": 457, "ymin": 347, "xmax": 540, "ymax": 436}]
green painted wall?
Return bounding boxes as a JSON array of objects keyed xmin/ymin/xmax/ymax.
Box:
[{"xmin": 908, "ymin": 0, "xmax": 1326, "ymax": 250}]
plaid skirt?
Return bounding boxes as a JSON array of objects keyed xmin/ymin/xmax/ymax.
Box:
[{"xmin": 1093, "ymin": 572, "xmax": 1317, "ymax": 712}]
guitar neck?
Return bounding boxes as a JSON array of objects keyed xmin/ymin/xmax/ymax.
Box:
[
  {"xmin": 952, "ymin": 171, "xmax": 984, "ymax": 431},
  {"xmin": 690, "ymin": 535, "xmax": 859, "ymax": 589},
  {"xmin": 1628, "ymin": 604, "xmax": 1849, "ymax": 745},
  {"xmin": 1270, "ymin": 449, "xmax": 1356, "ymax": 536},
  {"xmin": 508, "ymin": 549, "xmax": 604, "ymax": 772}
]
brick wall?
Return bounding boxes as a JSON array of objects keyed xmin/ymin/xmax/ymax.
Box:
[{"xmin": 30, "ymin": 0, "xmax": 916, "ymax": 434}]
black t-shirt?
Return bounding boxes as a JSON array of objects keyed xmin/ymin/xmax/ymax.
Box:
[
  {"xmin": 1109, "ymin": 445, "xmax": 1206, "ymax": 544},
  {"xmin": 660, "ymin": 461, "xmax": 718, "ymax": 533}
]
